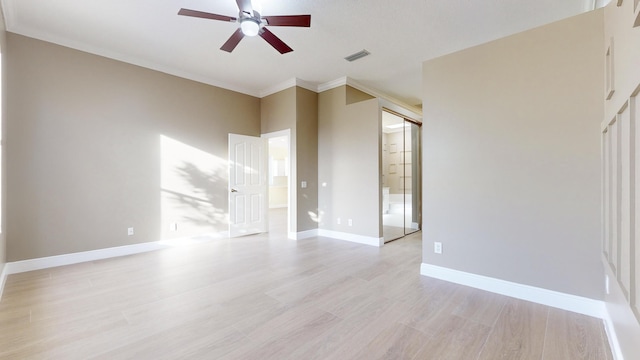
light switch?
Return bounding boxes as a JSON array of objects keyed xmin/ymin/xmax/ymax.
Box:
[{"xmin": 301, "ymin": 181, "xmax": 307, "ymax": 188}]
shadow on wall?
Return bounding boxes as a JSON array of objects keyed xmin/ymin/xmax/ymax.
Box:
[
  {"xmin": 160, "ymin": 135, "xmax": 228, "ymax": 239},
  {"xmin": 170, "ymin": 161, "xmax": 227, "ymax": 227}
]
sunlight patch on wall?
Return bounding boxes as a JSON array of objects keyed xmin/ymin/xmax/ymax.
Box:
[
  {"xmin": 308, "ymin": 210, "xmax": 323, "ymax": 223},
  {"xmin": 160, "ymin": 135, "xmax": 228, "ymax": 241}
]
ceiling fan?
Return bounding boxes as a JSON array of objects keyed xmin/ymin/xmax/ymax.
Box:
[{"xmin": 178, "ymin": 0, "xmax": 311, "ymax": 54}]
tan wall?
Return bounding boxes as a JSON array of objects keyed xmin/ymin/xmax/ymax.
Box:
[
  {"xmin": 261, "ymin": 88, "xmax": 298, "ymax": 231},
  {"xmin": 0, "ymin": 8, "xmax": 7, "ymax": 277},
  {"xmin": 261, "ymin": 87, "xmax": 296, "ymax": 134},
  {"xmin": 260, "ymin": 86, "xmax": 319, "ymax": 233},
  {"xmin": 295, "ymin": 87, "xmax": 318, "ymax": 232},
  {"xmin": 5, "ymin": 33, "xmax": 260, "ymax": 261},
  {"xmin": 422, "ymin": 10, "xmax": 604, "ymax": 299},
  {"xmin": 318, "ymin": 86, "xmax": 380, "ymax": 238},
  {"xmin": 601, "ymin": 1, "xmax": 640, "ymax": 358},
  {"xmin": 346, "ymin": 86, "xmax": 375, "ymax": 105}
]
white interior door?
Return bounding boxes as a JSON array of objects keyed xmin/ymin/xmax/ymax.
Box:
[{"xmin": 229, "ymin": 133, "xmax": 267, "ymax": 237}]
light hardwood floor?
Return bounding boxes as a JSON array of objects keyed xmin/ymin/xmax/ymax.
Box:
[{"xmin": 0, "ymin": 210, "xmax": 612, "ymax": 359}]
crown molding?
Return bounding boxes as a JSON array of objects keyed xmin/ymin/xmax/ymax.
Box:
[
  {"xmin": 259, "ymin": 78, "xmax": 318, "ymax": 98},
  {"xmin": 7, "ymin": 27, "xmax": 262, "ymax": 98},
  {"xmin": 260, "ymin": 77, "xmax": 422, "ymax": 118},
  {"xmin": 259, "ymin": 78, "xmax": 298, "ymax": 98},
  {"xmin": 345, "ymin": 77, "xmax": 423, "ymax": 116},
  {"xmin": 294, "ymin": 79, "xmax": 319, "ymax": 94},
  {"xmin": 317, "ymin": 77, "xmax": 348, "ymax": 93}
]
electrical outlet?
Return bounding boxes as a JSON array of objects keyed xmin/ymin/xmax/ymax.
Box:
[
  {"xmin": 348, "ymin": 219, "xmax": 353, "ymax": 226},
  {"xmin": 128, "ymin": 227, "xmax": 134, "ymax": 236},
  {"xmin": 605, "ymin": 275, "xmax": 610, "ymax": 294},
  {"xmin": 337, "ymin": 218, "xmax": 341, "ymax": 225},
  {"xmin": 170, "ymin": 223, "xmax": 178, "ymax": 231},
  {"xmin": 301, "ymin": 181, "xmax": 307, "ymax": 188},
  {"xmin": 434, "ymin": 242, "xmax": 442, "ymax": 254}
]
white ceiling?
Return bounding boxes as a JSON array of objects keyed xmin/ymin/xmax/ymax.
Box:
[{"xmin": 1, "ymin": 0, "xmax": 594, "ymax": 108}]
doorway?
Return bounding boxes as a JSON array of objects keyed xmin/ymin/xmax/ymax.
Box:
[
  {"xmin": 381, "ymin": 110, "xmax": 422, "ymax": 242},
  {"xmin": 262, "ymin": 130, "xmax": 292, "ymax": 235}
]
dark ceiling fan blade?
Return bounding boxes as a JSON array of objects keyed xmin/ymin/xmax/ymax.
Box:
[
  {"xmin": 259, "ymin": 28, "xmax": 293, "ymax": 54},
  {"xmin": 235, "ymin": 0, "xmax": 253, "ymax": 15},
  {"xmin": 263, "ymin": 15, "xmax": 311, "ymax": 27},
  {"xmin": 220, "ymin": 28, "xmax": 245, "ymax": 52},
  {"xmin": 178, "ymin": 8, "xmax": 236, "ymax": 22}
]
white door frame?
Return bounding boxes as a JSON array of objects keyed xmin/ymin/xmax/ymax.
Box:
[{"xmin": 262, "ymin": 129, "xmax": 293, "ymax": 237}]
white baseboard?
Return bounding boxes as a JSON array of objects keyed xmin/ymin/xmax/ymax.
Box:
[
  {"xmin": 289, "ymin": 229, "xmax": 318, "ymax": 240},
  {"xmin": 420, "ymin": 264, "xmax": 625, "ymax": 358},
  {"xmin": 420, "ymin": 263, "xmax": 606, "ymax": 319},
  {"xmin": 600, "ymin": 257, "xmax": 633, "ymax": 360},
  {"xmin": 289, "ymin": 229, "xmax": 383, "ymax": 246},
  {"xmin": 602, "ymin": 309, "xmax": 624, "ymax": 360},
  {"xmin": 269, "ymin": 204, "xmax": 287, "ymax": 209},
  {"xmin": 318, "ymin": 229, "xmax": 384, "ymax": 247},
  {"xmin": 4, "ymin": 231, "xmax": 228, "ymax": 276},
  {"xmin": 6, "ymin": 242, "xmax": 169, "ymax": 275},
  {"xmin": 0, "ymin": 263, "xmax": 8, "ymax": 301}
]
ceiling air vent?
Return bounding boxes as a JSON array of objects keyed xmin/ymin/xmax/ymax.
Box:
[{"xmin": 344, "ymin": 49, "xmax": 371, "ymax": 62}]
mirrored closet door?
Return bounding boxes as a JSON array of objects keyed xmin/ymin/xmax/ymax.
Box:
[{"xmin": 381, "ymin": 110, "xmax": 422, "ymax": 243}]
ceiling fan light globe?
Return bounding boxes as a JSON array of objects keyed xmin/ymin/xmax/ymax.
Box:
[{"xmin": 240, "ymin": 19, "xmax": 260, "ymax": 36}]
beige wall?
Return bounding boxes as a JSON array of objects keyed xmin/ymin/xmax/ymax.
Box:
[
  {"xmin": 0, "ymin": 8, "xmax": 7, "ymax": 277},
  {"xmin": 261, "ymin": 88, "xmax": 298, "ymax": 231},
  {"xmin": 260, "ymin": 86, "xmax": 318, "ymax": 234},
  {"xmin": 295, "ymin": 87, "xmax": 319, "ymax": 232},
  {"xmin": 5, "ymin": 33, "xmax": 260, "ymax": 261},
  {"xmin": 261, "ymin": 87, "xmax": 296, "ymax": 134},
  {"xmin": 601, "ymin": 1, "xmax": 640, "ymax": 358},
  {"xmin": 422, "ymin": 10, "xmax": 604, "ymax": 299},
  {"xmin": 318, "ymin": 86, "xmax": 381, "ymax": 238}
]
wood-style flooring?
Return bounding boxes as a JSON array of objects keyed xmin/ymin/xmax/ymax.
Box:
[{"xmin": 0, "ymin": 210, "xmax": 612, "ymax": 359}]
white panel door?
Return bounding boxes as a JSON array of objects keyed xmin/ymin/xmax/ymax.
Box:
[{"xmin": 229, "ymin": 134, "xmax": 267, "ymax": 237}]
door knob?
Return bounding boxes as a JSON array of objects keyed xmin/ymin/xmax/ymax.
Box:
[{"xmin": 231, "ymin": 188, "xmax": 238, "ymax": 193}]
